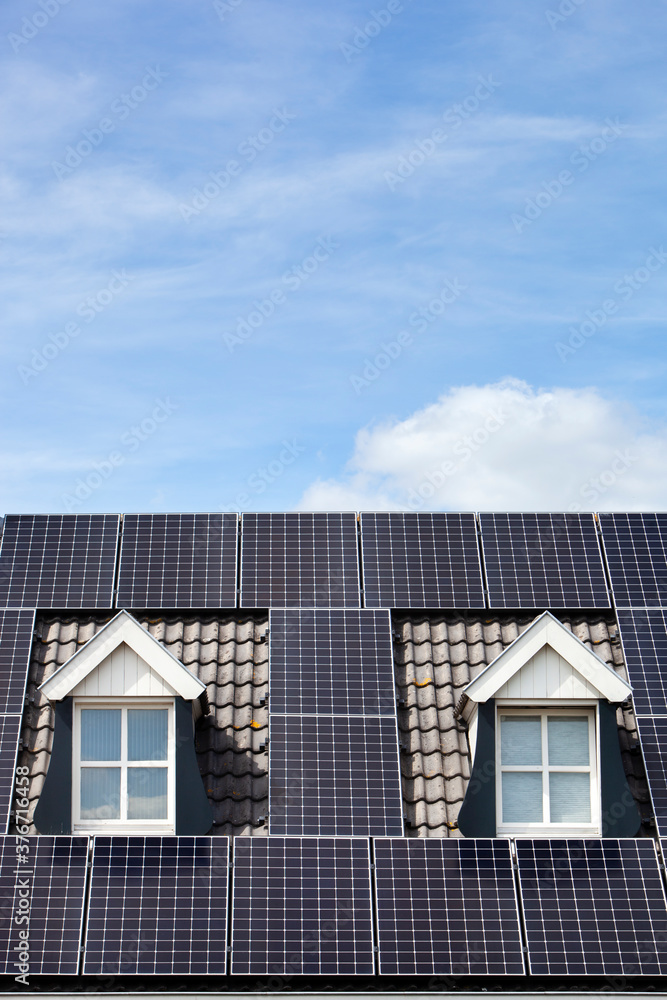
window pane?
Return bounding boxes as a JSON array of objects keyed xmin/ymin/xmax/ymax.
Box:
[
  {"xmin": 80, "ymin": 768, "xmax": 120, "ymax": 819},
  {"xmin": 501, "ymin": 772, "xmax": 543, "ymax": 822},
  {"xmin": 128, "ymin": 709, "xmax": 168, "ymax": 761},
  {"xmin": 128, "ymin": 768, "xmax": 168, "ymax": 819},
  {"xmin": 548, "ymin": 716, "xmax": 590, "ymax": 765},
  {"xmin": 500, "ymin": 716, "xmax": 542, "ymax": 765},
  {"xmin": 550, "ymin": 772, "xmax": 591, "ymax": 822},
  {"xmin": 81, "ymin": 709, "xmax": 121, "ymax": 761}
]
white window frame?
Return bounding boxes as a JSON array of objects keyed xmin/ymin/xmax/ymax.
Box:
[
  {"xmin": 72, "ymin": 697, "xmax": 175, "ymax": 834},
  {"xmin": 495, "ymin": 702, "xmax": 600, "ymax": 838}
]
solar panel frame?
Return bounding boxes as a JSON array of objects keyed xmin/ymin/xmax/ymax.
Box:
[
  {"xmin": 269, "ymin": 608, "xmax": 396, "ymax": 716},
  {"xmin": 516, "ymin": 838, "xmax": 667, "ymax": 976},
  {"xmin": 230, "ymin": 836, "xmax": 375, "ymax": 976},
  {"xmin": 116, "ymin": 512, "xmax": 238, "ymax": 608},
  {"xmin": 374, "ymin": 838, "xmax": 525, "ymax": 976},
  {"xmin": 360, "ymin": 512, "xmax": 485, "ymax": 608},
  {"xmin": 599, "ymin": 512, "xmax": 667, "ymax": 608},
  {"xmin": 0, "ymin": 835, "xmax": 89, "ymax": 975},
  {"xmin": 616, "ymin": 609, "xmax": 667, "ymax": 716},
  {"xmin": 269, "ymin": 714, "xmax": 404, "ymax": 836},
  {"xmin": 479, "ymin": 512, "xmax": 610, "ymax": 608},
  {"xmin": 239, "ymin": 512, "xmax": 361, "ymax": 608},
  {"xmin": 635, "ymin": 717, "xmax": 667, "ymax": 838},
  {"xmin": 83, "ymin": 836, "xmax": 229, "ymax": 976},
  {"xmin": 0, "ymin": 514, "xmax": 120, "ymax": 608}
]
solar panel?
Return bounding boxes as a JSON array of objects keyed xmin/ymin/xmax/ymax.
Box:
[
  {"xmin": 360, "ymin": 512, "xmax": 485, "ymax": 608},
  {"xmin": 0, "ymin": 514, "xmax": 119, "ymax": 608},
  {"xmin": 479, "ymin": 512, "xmax": 610, "ymax": 608},
  {"xmin": 240, "ymin": 513, "xmax": 361, "ymax": 607},
  {"xmin": 231, "ymin": 837, "xmax": 374, "ymax": 975},
  {"xmin": 616, "ymin": 609, "xmax": 667, "ymax": 715},
  {"xmin": 0, "ymin": 835, "xmax": 88, "ymax": 975},
  {"xmin": 374, "ymin": 838, "xmax": 524, "ymax": 976},
  {"xmin": 269, "ymin": 609, "xmax": 396, "ymax": 715},
  {"xmin": 269, "ymin": 715, "xmax": 404, "ymax": 836},
  {"xmin": 83, "ymin": 836, "xmax": 229, "ymax": 976},
  {"xmin": 0, "ymin": 716, "xmax": 24, "ymax": 833},
  {"xmin": 0, "ymin": 609, "xmax": 34, "ymax": 714},
  {"xmin": 599, "ymin": 512, "xmax": 667, "ymax": 608},
  {"xmin": 116, "ymin": 513, "xmax": 238, "ymax": 608},
  {"xmin": 516, "ymin": 838, "xmax": 667, "ymax": 976},
  {"xmin": 636, "ymin": 717, "xmax": 667, "ymax": 837}
]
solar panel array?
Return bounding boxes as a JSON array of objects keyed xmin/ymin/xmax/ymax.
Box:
[
  {"xmin": 360, "ymin": 512, "xmax": 485, "ymax": 608},
  {"xmin": 516, "ymin": 839, "xmax": 667, "ymax": 976},
  {"xmin": 0, "ymin": 514, "xmax": 119, "ymax": 608},
  {"xmin": 83, "ymin": 837, "xmax": 229, "ymax": 976},
  {"xmin": 231, "ymin": 837, "xmax": 374, "ymax": 975},
  {"xmin": 240, "ymin": 513, "xmax": 361, "ymax": 607},
  {"xmin": 374, "ymin": 838, "xmax": 524, "ymax": 976},
  {"xmin": 0, "ymin": 609, "xmax": 35, "ymax": 832},
  {"xmin": 116, "ymin": 513, "xmax": 238, "ymax": 608},
  {"xmin": 636, "ymin": 718, "xmax": 667, "ymax": 837},
  {"xmin": 269, "ymin": 609, "xmax": 403, "ymax": 836},
  {"xmin": 599, "ymin": 513, "xmax": 667, "ymax": 608},
  {"xmin": 616, "ymin": 610, "xmax": 667, "ymax": 716},
  {"xmin": 479, "ymin": 512, "xmax": 610, "ymax": 607},
  {"xmin": 0, "ymin": 836, "xmax": 89, "ymax": 975}
]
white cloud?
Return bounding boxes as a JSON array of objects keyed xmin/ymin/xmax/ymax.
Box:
[{"xmin": 296, "ymin": 379, "xmax": 667, "ymax": 512}]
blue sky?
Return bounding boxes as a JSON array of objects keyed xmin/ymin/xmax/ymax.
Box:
[{"xmin": 2, "ymin": 0, "xmax": 666, "ymax": 514}]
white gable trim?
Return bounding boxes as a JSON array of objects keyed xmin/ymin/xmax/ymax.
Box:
[
  {"xmin": 39, "ymin": 610, "xmax": 205, "ymax": 703},
  {"xmin": 462, "ymin": 612, "xmax": 631, "ymax": 705}
]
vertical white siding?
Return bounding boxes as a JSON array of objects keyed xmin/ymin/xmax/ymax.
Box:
[
  {"xmin": 71, "ymin": 642, "xmax": 178, "ymax": 697},
  {"xmin": 495, "ymin": 643, "xmax": 601, "ymax": 700}
]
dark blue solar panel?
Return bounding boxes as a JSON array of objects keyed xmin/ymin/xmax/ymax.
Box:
[
  {"xmin": 240, "ymin": 513, "xmax": 361, "ymax": 607},
  {"xmin": 479, "ymin": 512, "xmax": 610, "ymax": 608},
  {"xmin": 269, "ymin": 609, "xmax": 395, "ymax": 715},
  {"xmin": 0, "ymin": 836, "xmax": 88, "ymax": 975},
  {"xmin": 231, "ymin": 837, "xmax": 374, "ymax": 975},
  {"xmin": 374, "ymin": 838, "xmax": 524, "ymax": 976},
  {"xmin": 516, "ymin": 839, "xmax": 667, "ymax": 976},
  {"xmin": 83, "ymin": 836, "xmax": 229, "ymax": 976},
  {"xmin": 617, "ymin": 609, "xmax": 667, "ymax": 715},
  {"xmin": 0, "ymin": 716, "xmax": 24, "ymax": 833},
  {"xmin": 360, "ymin": 512, "xmax": 485, "ymax": 608},
  {"xmin": 0, "ymin": 514, "xmax": 119, "ymax": 608},
  {"xmin": 0, "ymin": 609, "xmax": 34, "ymax": 715},
  {"xmin": 599, "ymin": 512, "xmax": 667, "ymax": 608},
  {"xmin": 116, "ymin": 513, "xmax": 238, "ymax": 608},
  {"xmin": 636, "ymin": 717, "xmax": 667, "ymax": 837}
]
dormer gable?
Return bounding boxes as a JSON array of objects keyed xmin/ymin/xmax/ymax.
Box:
[
  {"xmin": 458, "ymin": 611, "xmax": 631, "ymax": 721},
  {"xmin": 39, "ymin": 610, "xmax": 206, "ymax": 713}
]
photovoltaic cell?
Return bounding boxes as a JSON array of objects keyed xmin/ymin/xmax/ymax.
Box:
[
  {"xmin": 231, "ymin": 837, "xmax": 374, "ymax": 975},
  {"xmin": 516, "ymin": 839, "xmax": 667, "ymax": 976},
  {"xmin": 360, "ymin": 512, "xmax": 485, "ymax": 608},
  {"xmin": 636, "ymin": 717, "xmax": 667, "ymax": 837},
  {"xmin": 479, "ymin": 512, "xmax": 610, "ymax": 608},
  {"xmin": 0, "ymin": 716, "xmax": 24, "ymax": 833},
  {"xmin": 0, "ymin": 836, "xmax": 88, "ymax": 975},
  {"xmin": 83, "ymin": 836, "xmax": 229, "ymax": 976},
  {"xmin": 616, "ymin": 609, "xmax": 667, "ymax": 715},
  {"xmin": 116, "ymin": 513, "xmax": 238, "ymax": 608},
  {"xmin": 269, "ymin": 609, "xmax": 396, "ymax": 715},
  {"xmin": 599, "ymin": 512, "xmax": 667, "ymax": 608},
  {"xmin": 0, "ymin": 609, "xmax": 34, "ymax": 714},
  {"xmin": 374, "ymin": 839, "xmax": 524, "ymax": 976},
  {"xmin": 240, "ymin": 513, "xmax": 361, "ymax": 607},
  {"xmin": 0, "ymin": 514, "xmax": 119, "ymax": 608},
  {"xmin": 269, "ymin": 715, "xmax": 403, "ymax": 836}
]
